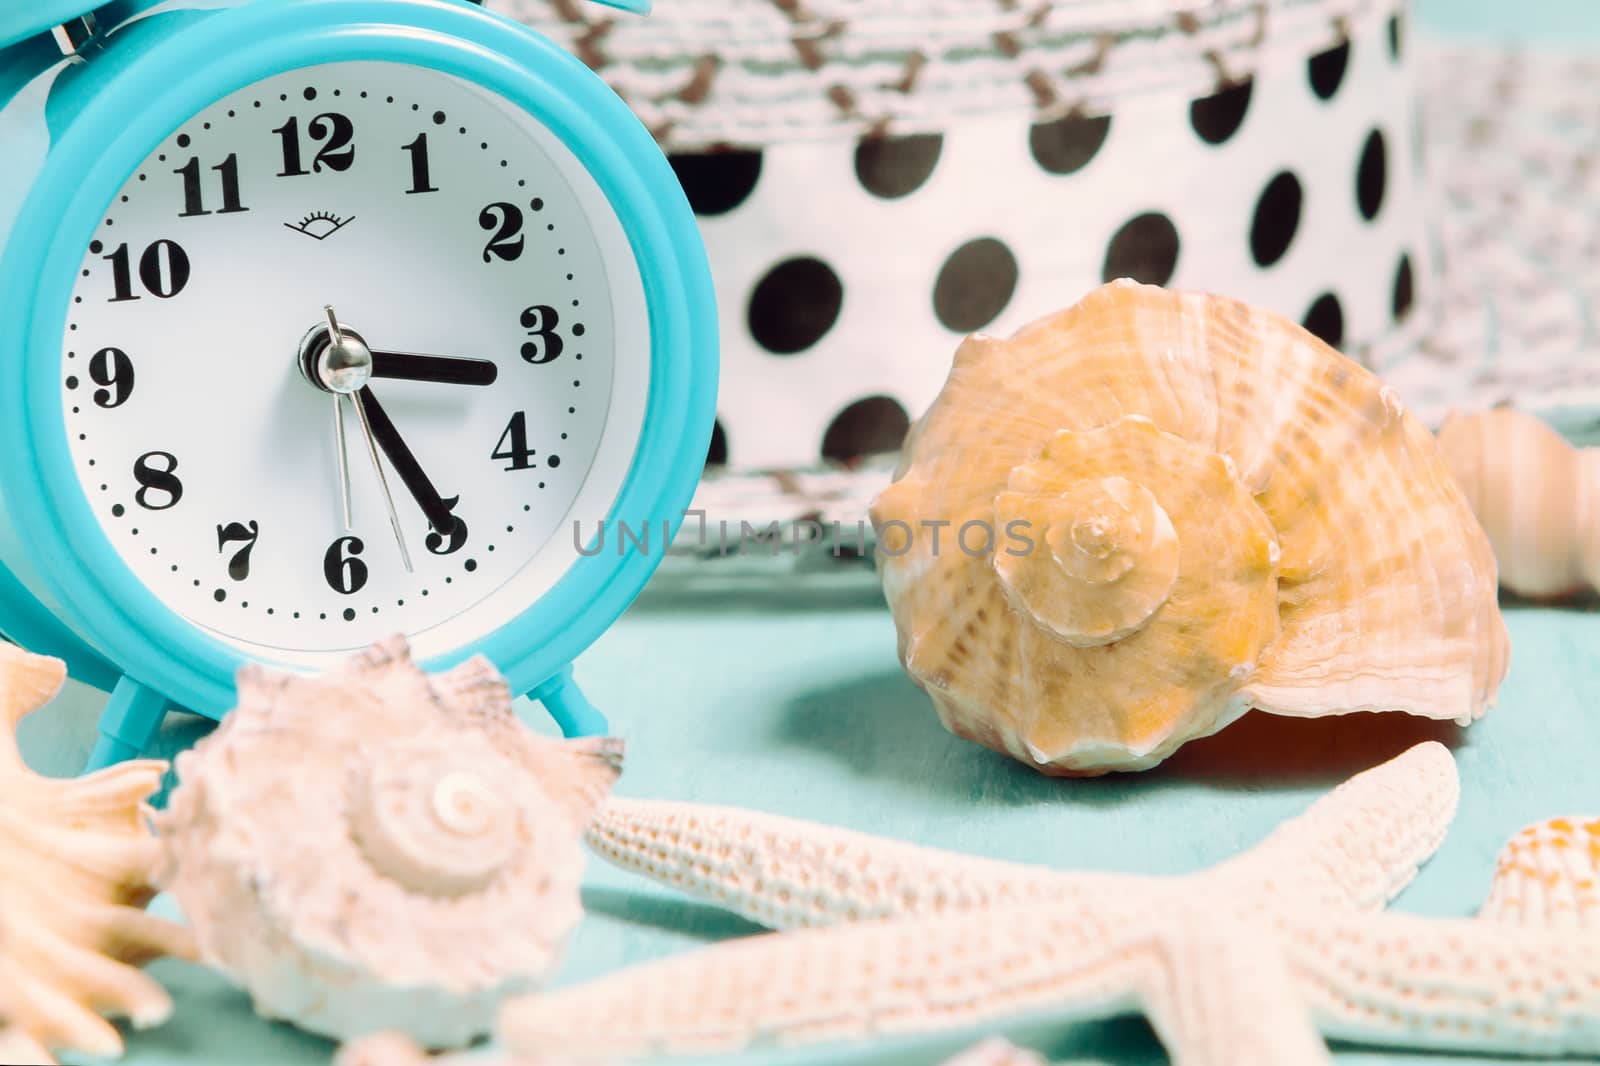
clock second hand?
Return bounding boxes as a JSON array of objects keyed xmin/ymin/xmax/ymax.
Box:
[
  {"xmin": 348, "ymin": 388, "xmax": 415, "ymax": 574},
  {"xmin": 333, "ymin": 394, "xmax": 353, "ymax": 531},
  {"xmin": 322, "ymin": 306, "xmax": 414, "ymax": 572}
]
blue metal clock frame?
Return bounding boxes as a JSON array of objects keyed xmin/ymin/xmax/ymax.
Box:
[{"xmin": 0, "ymin": 0, "xmax": 715, "ymax": 769}]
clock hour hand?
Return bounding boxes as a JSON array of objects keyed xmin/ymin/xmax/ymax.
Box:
[
  {"xmin": 369, "ymin": 350, "xmax": 498, "ymax": 387},
  {"xmin": 352, "ymin": 385, "xmax": 459, "ymax": 539}
]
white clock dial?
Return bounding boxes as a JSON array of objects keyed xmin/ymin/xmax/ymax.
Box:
[{"xmin": 62, "ymin": 62, "xmax": 649, "ymax": 667}]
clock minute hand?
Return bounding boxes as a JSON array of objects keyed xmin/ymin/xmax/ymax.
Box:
[
  {"xmin": 352, "ymin": 385, "xmax": 459, "ymax": 539},
  {"xmin": 369, "ymin": 349, "xmax": 498, "ymax": 387}
]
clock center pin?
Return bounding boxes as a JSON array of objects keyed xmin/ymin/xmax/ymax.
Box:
[{"xmin": 297, "ymin": 304, "xmax": 372, "ymax": 395}]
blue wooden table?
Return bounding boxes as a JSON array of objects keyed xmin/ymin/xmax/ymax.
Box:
[{"xmin": 21, "ymin": 1, "xmax": 1600, "ymax": 1063}]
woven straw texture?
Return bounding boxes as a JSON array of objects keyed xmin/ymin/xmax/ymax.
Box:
[{"xmin": 491, "ymin": 0, "xmax": 1386, "ymax": 146}]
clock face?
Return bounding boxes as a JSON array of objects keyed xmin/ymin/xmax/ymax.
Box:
[{"xmin": 61, "ymin": 62, "xmax": 649, "ymax": 666}]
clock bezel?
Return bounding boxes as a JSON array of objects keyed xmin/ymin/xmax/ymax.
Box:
[{"xmin": 0, "ymin": 0, "xmax": 717, "ymax": 716}]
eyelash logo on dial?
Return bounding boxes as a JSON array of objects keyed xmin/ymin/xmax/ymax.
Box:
[{"xmin": 284, "ymin": 210, "xmax": 355, "ymax": 241}]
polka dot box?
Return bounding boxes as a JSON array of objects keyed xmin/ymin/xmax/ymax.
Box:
[{"xmin": 497, "ymin": 0, "xmax": 1425, "ymax": 471}]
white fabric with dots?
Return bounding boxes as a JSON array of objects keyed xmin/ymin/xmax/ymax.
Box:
[
  {"xmin": 492, "ymin": 0, "xmax": 1600, "ymax": 482},
  {"xmin": 688, "ymin": 3, "xmax": 1421, "ymax": 469}
]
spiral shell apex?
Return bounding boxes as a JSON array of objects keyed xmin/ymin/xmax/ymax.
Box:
[
  {"xmin": 154, "ymin": 637, "xmax": 623, "ymax": 1047},
  {"xmin": 871, "ymin": 280, "xmax": 1508, "ymax": 775}
]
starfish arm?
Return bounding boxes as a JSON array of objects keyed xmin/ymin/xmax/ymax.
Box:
[
  {"xmin": 500, "ymin": 898, "xmax": 1159, "ymax": 1061},
  {"xmin": 1137, "ymin": 914, "xmax": 1331, "ymax": 1066},
  {"xmin": 588, "ymin": 797, "xmax": 1139, "ymax": 930},
  {"xmin": 1287, "ymin": 911, "xmax": 1600, "ymax": 1056},
  {"xmin": 1202, "ymin": 742, "xmax": 1458, "ymax": 912}
]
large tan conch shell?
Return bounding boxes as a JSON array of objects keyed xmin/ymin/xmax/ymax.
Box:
[
  {"xmin": 871, "ymin": 280, "xmax": 1509, "ymax": 774},
  {"xmin": 1437, "ymin": 408, "xmax": 1600, "ymax": 599},
  {"xmin": 0, "ymin": 642, "xmax": 194, "ymax": 1063},
  {"xmin": 153, "ymin": 637, "xmax": 623, "ymax": 1048}
]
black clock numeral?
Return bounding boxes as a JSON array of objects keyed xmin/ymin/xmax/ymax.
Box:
[
  {"xmin": 176, "ymin": 154, "xmax": 248, "ymax": 217},
  {"xmin": 132, "ymin": 451, "xmax": 182, "ymax": 511},
  {"xmin": 491, "ymin": 411, "xmax": 538, "ymax": 471},
  {"xmin": 424, "ymin": 495, "xmax": 468, "ymax": 555},
  {"xmin": 216, "ymin": 520, "xmax": 260, "ymax": 581},
  {"xmin": 401, "ymin": 133, "xmax": 438, "ymax": 195},
  {"xmin": 274, "ymin": 113, "xmax": 355, "ymax": 176},
  {"xmin": 88, "ymin": 346, "xmax": 134, "ymax": 409},
  {"xmin": 105, "ymin": 240, "xmax": 190, "ymax": 302},
  {"xmin": 519, "ymin": 304, "xmax": 563, "ymax": 363},
  {"xmin": 323, "ymin": 536, "xmax": 368, "ymax": 595},
  {"xmin": 479, "ymin": 202, "xmax": 524, "ymax": 263}
]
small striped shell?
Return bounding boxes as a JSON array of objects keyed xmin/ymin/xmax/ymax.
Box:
[
  {"xmin": 1480, "ymin": 816, "xmax": 1600, "ymax": 929},
  {"xmin": 871, "ymin": 280, "xmax": 1509, "ymax": 774}
]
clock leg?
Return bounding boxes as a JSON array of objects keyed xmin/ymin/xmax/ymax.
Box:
[
  {"xmin": 84, "ymin": 676, "xmax": 168, "ymax": 771},
  {"xmin": 531, "ymin": 664, "xmax": 609, "ymax": 737}
]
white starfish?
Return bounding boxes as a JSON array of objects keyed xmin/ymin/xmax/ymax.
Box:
[
  {"xmin": 581, "ymin": 739, "xmax": 1458, "ymax": 929},
  {"xmin": 498, "ymin": 743, "xmax": 1600, "ymax": 1064}
]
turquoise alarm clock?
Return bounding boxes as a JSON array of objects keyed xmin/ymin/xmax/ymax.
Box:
[{"xmin": 0, "ymin": 0, "xmax": 717, "ymax": 770}]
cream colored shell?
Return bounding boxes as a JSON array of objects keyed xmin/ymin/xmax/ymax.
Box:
[
  {"xmin": 1438, "ymin": 408, "xmax": 1600, "ymax": 599},
  {"xmin": 0, "ymin": 642, "xmax": 194, "ymax": 1063},
  {"xmin": 154, "ymin": 637, "xmax": 622, "ymax": 1047},
  {"xmin": 871, "ymin": 280, "xmax": 1509, "ymax": 774},
  {"xmin": 1480, "ymin": 816, "xmax": 1600, "ymax": 929}
]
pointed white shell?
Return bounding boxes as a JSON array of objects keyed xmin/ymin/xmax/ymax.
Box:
[
  {"xmin": 872, "ymin": 280, "xmax": 1509, "ymax": 774},
  {"xmin": 1480, "ymin": 816, "xmax": 1600, "ymax": 929},
  {"xmin": 0, "ymin": 642, "xmax": 194, "ymax": 1062},
  {"xmin": 154, "ymin": 637, "xmax": 622, "ymax": 1047}
]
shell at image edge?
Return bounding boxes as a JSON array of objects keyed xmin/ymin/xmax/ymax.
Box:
[{"xmin": 871, "ymin": 279, "xmax": 1509, "ymax": 775}]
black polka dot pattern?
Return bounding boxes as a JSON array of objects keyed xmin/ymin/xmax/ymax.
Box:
[
  {"xmin": 855, "ymin": 133, "xmax": 943, "ymax": 198},
  {"xmin": 821, "ymin": 395, "xmax": 911, "ymax": 461},
  {"xmin": 1308, "ymin": 40, "xmax": 1350, "ymax": 100},
  {"xmin": 676, "ymin": 7, "xmax": 1428, "ymax": 470},
  {"xmin": 670, "ymin": 149, "xmax": 762, "ymax": 216},
  {"xmin": 1189, "ymin": 80, "xmax": 1252, "ymax": 144},
  {"xmin": 1250, "ymin": 171, "xmax": 1303, "ymax": 268},
  {"xmin": 1302, "ymin": 292, "xmax": 1345, "ymax": 348},
  {"xmin": 1029, "ymin": 113, "xmax": 1112, "ymax": 174},
  {"xmin": 1102, "ymin": 213, "xmax": 1180, "ymax": 285},
  {"xmin": 933, "ymin": 237, "xmax": 1018, "ymax": 332},
  {"xmin": 748, "ymin": 257, "xmax": 844, "ymax": 354},
  {"xmin": 706, "ymin": 418, "xmax": 728, "ymax": 465},
  {"xmin": 1357, "ymin": 129, "xmax": 1387, "ymax": 220},
  {"xmin": 1393, "ymin": 253, "xmax": 1415, "ymax": 320}
]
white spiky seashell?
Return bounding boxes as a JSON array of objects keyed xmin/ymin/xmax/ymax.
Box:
[
  {"xmin": 0, "ymin": 642, "xmax": 195, "ymax": 1063},
  {"xmin": 1480, "ymin": 816, "xmax": 1600, "ymax": 929},
  {"xmin": 871, "ymin": 279, "xmax": 1510, "ymax": 775},
  {"xmin": 153, "ymin": 637, "xmax": 623, "ymax": 1048}
]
